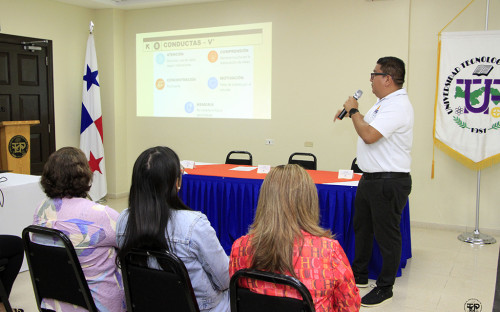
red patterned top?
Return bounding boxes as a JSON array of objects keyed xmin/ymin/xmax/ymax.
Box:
[{"xmin": 229, "ymin": 232, "xmax": 360, "ymax": 312}]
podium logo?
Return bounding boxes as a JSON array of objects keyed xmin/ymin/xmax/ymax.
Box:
[{"xmin": 8, "ymin": 135, "xmax": 29, "ymax": 158}]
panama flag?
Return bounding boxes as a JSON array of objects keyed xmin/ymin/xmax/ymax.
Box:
[{"xmin": 80, "ymin": 33, "xmax": 107, "ymax": 201}]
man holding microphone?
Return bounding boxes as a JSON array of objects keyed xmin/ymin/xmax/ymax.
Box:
[{"xmin": 334, "ymin": 56, "xmax": 414, "ymax": 307}]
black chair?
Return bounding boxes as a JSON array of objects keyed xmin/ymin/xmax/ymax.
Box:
[
  {"xmin": 120, "ymin": 248, "xmax": 200, "ymax": 312},
  {"xmin": 22, "ymin": 225, "xmax": 98, "ymax": 312},
  {"xmin": 0, "ymin": 258, "xmax": 13, "ymax": 312},
  {"xmin": 230, "ymin": 269, "xmax": 315, "ymax": 312},
  {"xmin": 351, "ymin": 157, "xmax": 363, "ymax": 173},
  {"xmin": 288, "ymin": 153, "xmax": 317, "ymax": 170},
  {"xmin": 494, "ymin": 246, "xmax": 500, "ymax": 312},
  {"xmin": 225, "ymin": 151, "xmax": 253, "ymax": 166}
]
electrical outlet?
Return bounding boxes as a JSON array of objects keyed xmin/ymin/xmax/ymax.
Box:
[{"xmin": 265, "ymin": 139, "xmax": 274, "ymax": 145}]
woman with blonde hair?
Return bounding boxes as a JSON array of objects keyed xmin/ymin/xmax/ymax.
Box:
[{"xmin": 229, "ymin": 164, "xmax": 360, "ymax": 312}]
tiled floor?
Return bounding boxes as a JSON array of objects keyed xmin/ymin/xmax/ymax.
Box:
[{"xmin": 7, "ymin": 197, "xmax": 500, "ymax": 312}]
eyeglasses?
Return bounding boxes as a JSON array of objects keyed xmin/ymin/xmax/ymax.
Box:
[{"xmin": 370, "ymin": 72, "xmax": 389, "ymax": 80}]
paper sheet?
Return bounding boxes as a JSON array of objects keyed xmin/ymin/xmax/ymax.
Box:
[{"xmin": 229, "ymin": 166, "xmax": 257, "ymax": 171}]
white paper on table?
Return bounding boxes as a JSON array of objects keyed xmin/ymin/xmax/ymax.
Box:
[
  {"xmin": 338, "ymin": 169, "xmax": 354, "ymax": 179},
  {"xmin": 257, "ymin": 165, "xmax": 271, "ymax": 174},
  {"xmin": 181, "ymin": 160, "xmax": 195, "ymax": 169},
  {"xmin": 323, "ymin": 181, "xmax": 360, "ymax": 186},
  {"xmin": 193, "ymin": 162, "xmax": 216, "ymax": 166},
  {"xmin": 230, "ymin": 166, "xmax": 257, "ymax": 171}
]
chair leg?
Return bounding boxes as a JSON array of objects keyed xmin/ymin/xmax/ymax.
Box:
[{"xmin": 0, "ymin": 279, "xmax": 13, "ymax": 312}]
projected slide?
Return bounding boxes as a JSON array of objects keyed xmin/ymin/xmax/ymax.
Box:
[{"xmin": 136, "ymin": 23, "xmax": 272, "ymax": 119}]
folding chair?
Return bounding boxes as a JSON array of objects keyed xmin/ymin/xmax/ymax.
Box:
[
  {"xmin": 230, "ymin": 269, "xmax": 315, "ymax": 312},
  {"xmin": 22, "ymin": 225, "xmax": 97, "ymax": 312},
  {"xmin": 225, "ymin": 151, "xmax": 253, "ymax": 166},
  {"xmin": 120, "ymin": 248, "xmax": 200, "ymax": 312},
  {"xmin": 288, "ymin": 153, "xmax": 317, "ymax": 170},
  {"xmin": 0, "ymin": 258, "xmax": 13, "ymax": 312}
]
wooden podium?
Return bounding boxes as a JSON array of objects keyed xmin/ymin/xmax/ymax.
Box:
[{"xmin": 0, "ymin": 120, "xmax": 40, "ymax": 174}]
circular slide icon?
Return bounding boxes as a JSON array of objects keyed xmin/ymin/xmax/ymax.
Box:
[
  {"xmin": 208, "ymin": 77, "xmax": 218, "ymax": 89},
  {"xmin": 156, "ymin": 53, "xmax": 165, "ymax": 65},
  {"xmin": 185, "ymin": 101, "xmax": 195, "ymax": 113},
  {"xmin": 208, "ymin": 50, "xmax": 218, "ymax": 63},
  {"xmin": 155, "ymin": 78, "xmax": 165, "ymax": 90}
]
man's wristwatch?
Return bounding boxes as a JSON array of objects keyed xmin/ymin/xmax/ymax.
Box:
[{"xmin": 349, "ymin": 108, "xmax": 359, "ymax": 118}]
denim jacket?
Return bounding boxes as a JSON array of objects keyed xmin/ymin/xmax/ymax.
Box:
[{"xmin": 116, "ymin": 209, "xmax": 230, "ymax": 312}]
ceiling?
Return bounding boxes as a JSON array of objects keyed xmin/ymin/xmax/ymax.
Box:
[{"xmin": 53, "ymin": 0, "xmax": 229, "ymax": 10}]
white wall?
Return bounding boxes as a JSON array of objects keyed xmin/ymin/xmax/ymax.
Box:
[
  {"xmin": 2, "ymin": 0, "xmax": 499, "ymax": 231},
  {"xmin": 1, "ymin": 0, "xmax": 91, "ymax": 149},
  {"xmin": 122, "ymin": 0, "xmax": 410, "ymax": 175}
]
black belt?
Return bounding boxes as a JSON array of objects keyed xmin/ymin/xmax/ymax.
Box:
[{"xmin": 362, "ymin": 172, "xmax": 410, "ymax": 180}]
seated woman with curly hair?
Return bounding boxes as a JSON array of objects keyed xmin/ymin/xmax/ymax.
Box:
[{"xmin": 32, "ymin": 147, "xmax": 125, "ymax": 312}]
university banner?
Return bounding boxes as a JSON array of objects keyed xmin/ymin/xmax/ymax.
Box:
[
  {"xmin": 80, "ymin": 33, "xmax": 107, "ymax": 201},
  {"xmin": 434, "ymin": 30, "xmax": 500, "ymax": 171}
]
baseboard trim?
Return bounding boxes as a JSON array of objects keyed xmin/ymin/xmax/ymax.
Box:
[
  {"xmin": 106, "ymin": 192, "xmax": 129, "ymax": 199},
  {"xmin": 411, "ymin": 221, "xmax": 500, "ymax": 237}
]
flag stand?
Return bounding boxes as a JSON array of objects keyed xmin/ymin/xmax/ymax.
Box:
[
  {"xmin": 96, "ymin": 196, "xmax": 107, "ymax": 204},
  {"xmin": 457, "ymin": 170, "xmax": 496, "ymax": 245},
  {"xmin": 456, "ymin": 0, "xmax": 496, "ymax": 245}
]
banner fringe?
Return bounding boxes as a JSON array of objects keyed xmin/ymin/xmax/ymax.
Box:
[
  {"xmin": 432, "ymin": 37, "xmax": 442, "ymax": 180},
  {"xmin": 434, "ymin": 139, "xmax": 500, "ymax": 171}
]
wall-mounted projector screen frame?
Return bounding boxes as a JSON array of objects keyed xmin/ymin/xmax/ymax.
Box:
[{"xmin": 136, "ymin": 22, "xmax": 272, "ymax": 119}]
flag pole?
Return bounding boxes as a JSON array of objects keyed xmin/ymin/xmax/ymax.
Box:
[
  {"xmin": 458, "ymin": 170, "xmax": 496, "ymax": 244},
  {"xmin": 81, "ymin": 21, "xmax": 108, "ymax": 204},
  {"xmin": 90, "ymin": 20, "xmax": 106, "ymax": 205},
  {"xmin": 457, "ymin": 0, "xmax": 496, "ymax": 245}
]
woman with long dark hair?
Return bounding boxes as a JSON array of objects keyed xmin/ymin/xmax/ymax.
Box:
[{"xmin": 116, "ymin": 146, "xmax": 229, "ymax": 312}]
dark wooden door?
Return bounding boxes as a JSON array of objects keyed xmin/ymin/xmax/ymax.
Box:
[{"xmin": 0, "ymin": 34, "xmax": 55, "ymax": 175}]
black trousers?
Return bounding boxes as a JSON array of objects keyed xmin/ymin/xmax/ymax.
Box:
[
  {"xmin": 0, "ymin": 235, "xmax": 24, "ymax": 300},
  {"xmin": 351, "ymin": 174, "xmax": 412, "ymax": 288}
]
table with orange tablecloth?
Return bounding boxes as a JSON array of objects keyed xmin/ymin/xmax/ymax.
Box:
[{"xmin": 179, "ymin": 164, "xmax": 411, "ymax": 279}]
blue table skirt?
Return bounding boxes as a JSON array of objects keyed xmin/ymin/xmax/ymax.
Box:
[{"xmin": 179, "ymin": 174, "xmax": 411, "ymax": 279}]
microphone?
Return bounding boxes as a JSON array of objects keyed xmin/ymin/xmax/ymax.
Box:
[{"xmin": 338, "ymin": 90, "xmax": 363, "ymax": 120}]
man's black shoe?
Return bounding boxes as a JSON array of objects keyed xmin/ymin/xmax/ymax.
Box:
[
  {"xmin": 361, "ymin": 286, "xmax": 393, "ymax": 307},
  {"xmin": 355, "ymin": 276, "xmax": 369, "ymax": 288}
]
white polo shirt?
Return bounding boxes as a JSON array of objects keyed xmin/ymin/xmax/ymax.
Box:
[{"xmin": 357, "ymin": 88, "xmax": 414, "ymax": 173}]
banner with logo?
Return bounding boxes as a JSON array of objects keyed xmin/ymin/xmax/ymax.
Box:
[
  {"xmin": 80, "ymin": 33, "xmax": 107, "ymax": 201},
  {"xmin": 434, "ymin": 30, "xmax": 500, "ymax": 171}
]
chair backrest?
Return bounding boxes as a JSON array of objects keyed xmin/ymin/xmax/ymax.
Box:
[
  {"xmin": 22, "ymin": 225, "xmax": 98, "ymax": 312},
  {"xmin": 288, "ymin": 153, "xmax": 317, "ymax": 170},
  {"xmin": 230, "ymin": 269, "xmax": 315, "ymax": 312},
  {"xmin": 0, "ymin": 258, "xmax": 13, "ymax": 312},
  {"xmin": 225, "ymin": 151, "xmax": 253, "ymax": 166},
  {"xmin": 120, "ymin": 248, "xmax": 200, "ymax": 312},
  {"xmin": 351, "ymin": 157, "xmax": 363, "ymax": 173}
]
